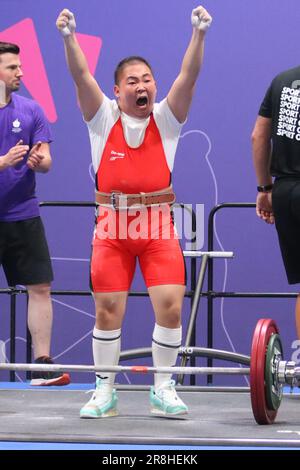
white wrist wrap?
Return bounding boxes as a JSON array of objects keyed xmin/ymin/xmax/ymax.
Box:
[
  {"xmin": 191, "ymin": 8, "xmax": 212, "ymax": 32},
  {"xmin": 60, "ymin": 12, "xmax": 76, "ymax": 37}
]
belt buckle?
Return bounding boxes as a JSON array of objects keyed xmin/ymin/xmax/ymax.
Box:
[{"xmin": 111, "ymin": 192, "xmax": 127, "ymax": 210}]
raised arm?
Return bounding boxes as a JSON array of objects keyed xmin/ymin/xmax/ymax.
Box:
[
  {"xmin": 167, "ymin": 6, "xmax": 212, "ymax": 123},
  {"xmin": 56, "ymin": 9, "xmax": 103, "ymax": 121}
]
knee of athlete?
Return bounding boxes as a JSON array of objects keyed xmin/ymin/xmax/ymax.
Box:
[
  {"xmin": 161, "ymin": 302, "xmax": 182, "ymax": 327},
  {"xmin": 27, "ymin": 284, "xmax": 51, "ymax": 299},
  {"xmin": 95, "ymin": 305, "xmax": 122, "ymax": 328}
]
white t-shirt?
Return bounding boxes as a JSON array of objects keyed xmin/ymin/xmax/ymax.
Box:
[{"xmin": 86, "ymin": 95, "xmax": 184, "ymax": 173}]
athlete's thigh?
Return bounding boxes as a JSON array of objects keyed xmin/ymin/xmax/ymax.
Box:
[
  {"xmin": 90, "ymin": 238, "xmax": 136, "ymax": 292},
  {"xmin": 139, "ymin": 237, "xmax": 186, "ymax": 288}
]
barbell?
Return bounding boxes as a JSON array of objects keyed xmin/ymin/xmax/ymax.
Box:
[{"xmin": 0, "ymin": 318, "xmax": 293, "ymax": 425}]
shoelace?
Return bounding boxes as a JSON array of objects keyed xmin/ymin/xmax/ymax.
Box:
[
  {"xmin": 85, "ymin": 383, "xmax": 113, "ymax": 398},
  {"xmin": 156, "ymin": 380, "xmax": 179, "ymax": 402}
]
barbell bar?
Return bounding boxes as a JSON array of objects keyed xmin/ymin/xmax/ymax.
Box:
[
  {"xmin": 0, "ymin": 363, "xmax": 249, "ymax": 375},
  {"xmin": 0, "ymin": 318, "xmax": 292, "ymax": 425}
]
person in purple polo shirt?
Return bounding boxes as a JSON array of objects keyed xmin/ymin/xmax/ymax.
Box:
[{"xmin": 0, "ymin": 41, "xmax": 70, "ymax": 386}]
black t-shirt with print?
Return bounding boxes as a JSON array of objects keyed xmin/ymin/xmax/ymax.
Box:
[{"xmin": 259, "ymin": 65, "xmax": 300, "ymax": 176}]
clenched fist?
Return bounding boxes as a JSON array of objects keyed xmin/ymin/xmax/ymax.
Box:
[
  {"xmin": 56, "ymin": 9, "xmax": 76, "ymax": 37},
  {"xmin": 191, "ymin": 6, "xmax": 212, "ymax": 32}
]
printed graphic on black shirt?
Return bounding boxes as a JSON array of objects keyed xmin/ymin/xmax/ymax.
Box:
[{"xmin": 277, "ymin": 86, "xmax": 300, "ymax": 141}]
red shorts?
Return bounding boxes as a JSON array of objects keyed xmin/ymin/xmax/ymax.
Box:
[{"xmin": 90, "ymin": 206, "xmax": 186, "ymax": 292}]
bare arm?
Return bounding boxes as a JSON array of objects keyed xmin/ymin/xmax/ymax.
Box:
[
  {"xmin": 56, "ymin": 9, "xmax": 103, "ymax": 121},
  {"xmin": 27, "ymin": 142, "xmax": 52, "ymax": 173},
  {"xmin": 167, "ymin": 6, "xmax": 212, "ymax": 123},
  {"xmin": 252, "ymin": 115, "xmax": 272, "ymax": 186},
  {"xmin": 251, "ymin": 115, "xmax": 274, "ymax": 224},
  {"xmin": 252, "ymin": 116, "xmax": 272, "ymax": 186}
]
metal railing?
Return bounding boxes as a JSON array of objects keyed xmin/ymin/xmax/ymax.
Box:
[
  {"xmin": 206, "ymin": 202, "xmax": 298, "ymax": 384},
  {"xmin": 3, "ymin": 201, "xmax": 292, "ymax": 385},
  {"xmin": 1, "ymin": 201, "xmax": 199, "ymax": 382}
]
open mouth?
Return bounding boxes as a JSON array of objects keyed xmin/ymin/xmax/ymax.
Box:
[{"xmin": 136, "ymin": 96, "xmax": 148, "ymax": 107}]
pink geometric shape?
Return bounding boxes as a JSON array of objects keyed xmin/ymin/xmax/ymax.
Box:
[
  {"xmin": 0, "ymin": 20, "xmax": 102, "ymax": 122},
  {"xmin": 0, "ymin": 18, "xmax": 57, "ymax": 122},
  {"xmin": 76, "ymin": 33, "xmax": 102, "ymax": 75}
]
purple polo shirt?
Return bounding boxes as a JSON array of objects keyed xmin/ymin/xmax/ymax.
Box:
[{"xmin": 0, "ymin": 93, "xmax": 52, "ymax": 221}]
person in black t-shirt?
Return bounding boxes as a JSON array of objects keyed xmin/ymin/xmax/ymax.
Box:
[{"xmin": 252, "ymin": 66, "xmax": 300, "ymax": 339}]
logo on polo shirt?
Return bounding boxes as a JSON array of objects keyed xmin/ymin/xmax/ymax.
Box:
[{"xmin": 11, "ymin": 119, "xmax": 22, "ymax": 133}]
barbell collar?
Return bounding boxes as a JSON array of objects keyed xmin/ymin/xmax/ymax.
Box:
[{"xmin": 278, "ymin": 360, "xmax": 296, "ymax": 386}]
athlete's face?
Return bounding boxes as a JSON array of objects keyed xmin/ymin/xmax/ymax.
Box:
[
  {"xmin": 114, "ymin": 62, "xmax": 157, "ymax": 119},
  {"xmin": 0, "ymin": 53, "xmax": 23, "ymax": 97}
]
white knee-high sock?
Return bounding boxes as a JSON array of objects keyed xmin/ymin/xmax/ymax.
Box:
[
  {"xmin": 152, "ymin": 323, "xmax": 182, "ymax": 389},
  {"xmin": 92, "ymin": 327, "xmax": 121, "ymax": 389}
]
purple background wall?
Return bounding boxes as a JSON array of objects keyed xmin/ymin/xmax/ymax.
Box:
[{"xmin": 1, "ymin": 0, "xmax": 300, "ymax": 385}]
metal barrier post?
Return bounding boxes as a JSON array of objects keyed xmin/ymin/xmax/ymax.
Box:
[{"xmin": 9, "ymin": 288, "xmax": 16, "ymax": 382}]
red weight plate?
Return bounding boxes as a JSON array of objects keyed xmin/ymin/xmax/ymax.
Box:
[{"xmin": 250, "ymin": 318, "xmax": 279, "ymax": 424}]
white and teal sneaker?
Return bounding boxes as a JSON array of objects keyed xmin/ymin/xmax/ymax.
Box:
[
  {"xmin": 80, "ymin": 378, "xmax": 118, "ymax": 419},
  {"xmin": 150, "ymin": 379, "xmax": 188, "ymax": 416}
]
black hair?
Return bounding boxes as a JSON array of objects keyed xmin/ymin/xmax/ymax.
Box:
[
  {"xmin": 0, "ymin": 42, "xmax": 20, "ymax": 57},
  {"xmin": 114, "ymin": 56, "xmax": 153, "ymax": 85}
]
